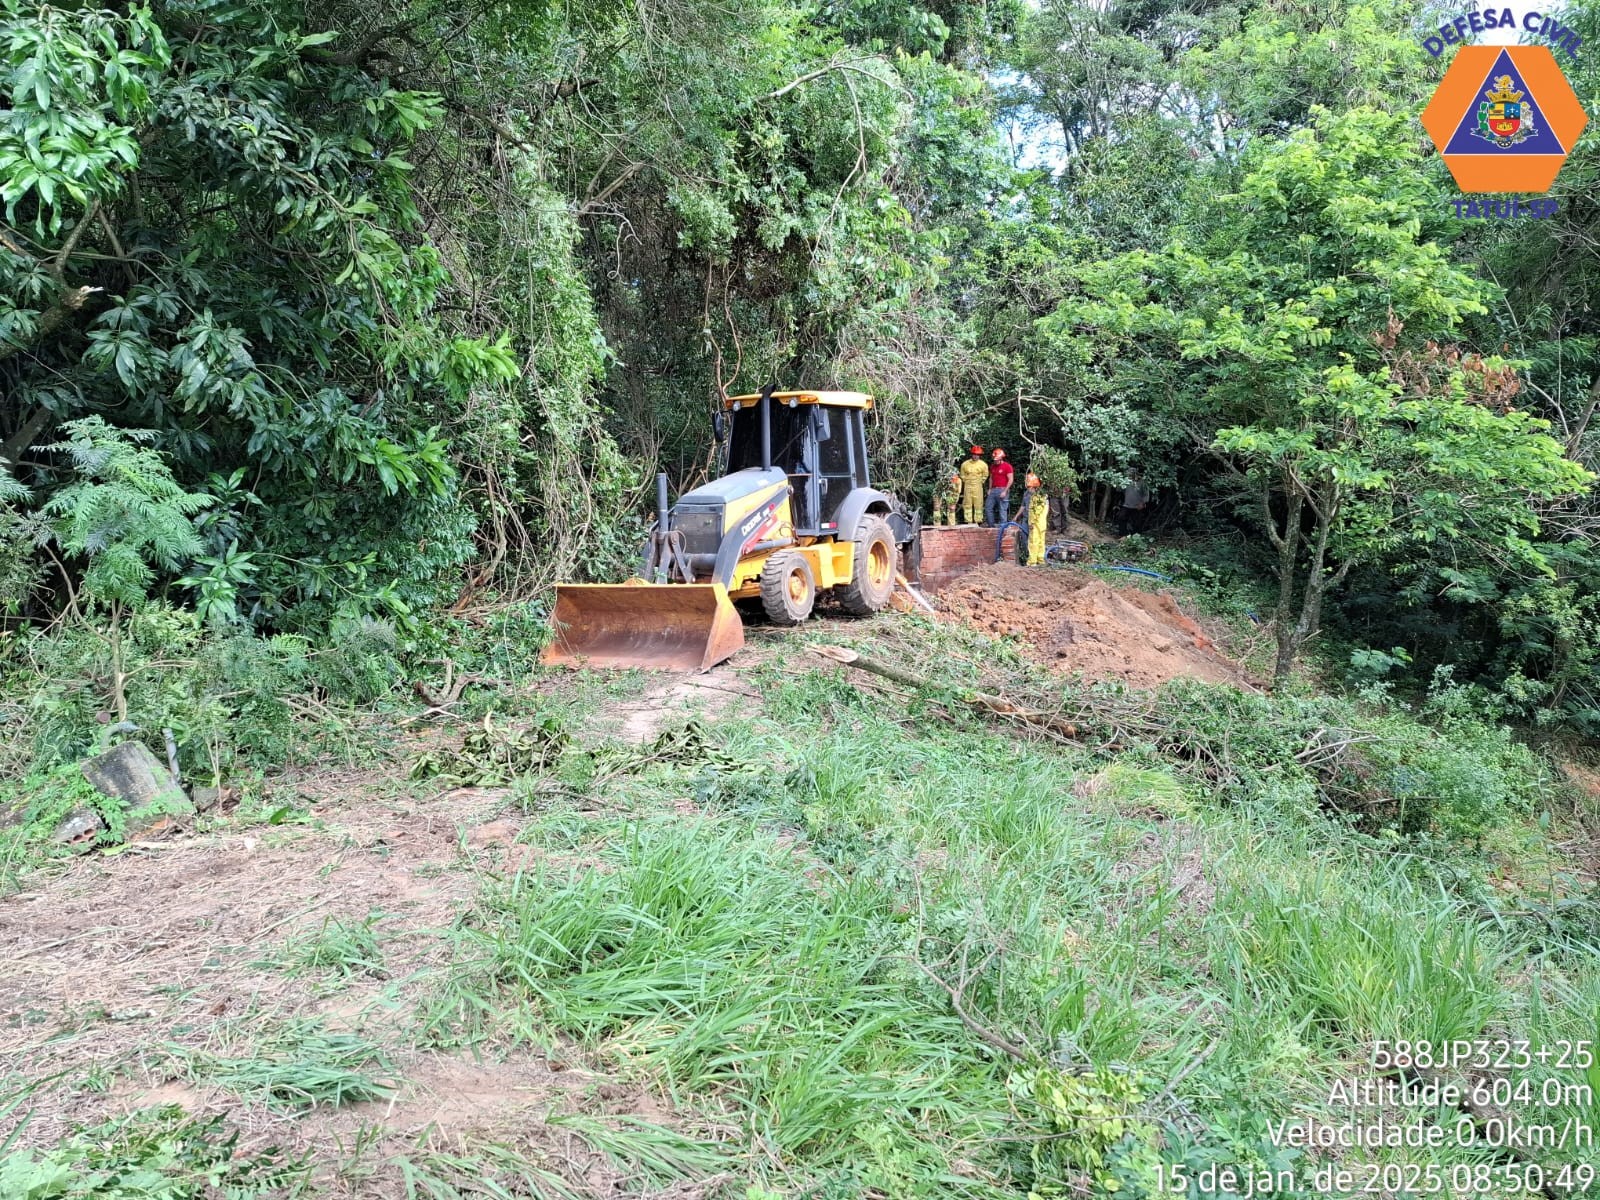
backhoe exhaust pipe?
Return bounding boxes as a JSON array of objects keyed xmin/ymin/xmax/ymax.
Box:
[
  {"xmin": 650, "ymin": 472, "xmax": 671, "ymax": 583},
  {"xmin": 759, "ymin": 383, "xmax": 773, "ymax": 471}
]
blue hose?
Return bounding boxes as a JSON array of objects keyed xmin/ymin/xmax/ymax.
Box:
[{"xmin": 1090, "ymin": 564, "xmax": 1172, "ymax": 583}]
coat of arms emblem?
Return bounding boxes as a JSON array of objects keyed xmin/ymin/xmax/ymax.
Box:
[{"xmin": 1474, "ymin": 75, "xmax": 1537, "ymax": 148}]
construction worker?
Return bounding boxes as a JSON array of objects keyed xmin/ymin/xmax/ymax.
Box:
[
  {"xmin": 931, "ymin": 471, "xmax": 962, "ymax": 526},
  {"xmin": 1024, "ymin": 472, "xmax": 1048, "ymax": 565},
  {"xmin": 958, "ymin": 445, "xmax": 988, "ymax": 525},
  {"xmin": 984, "ymin": 447, "xmax": 1014, "ymax": 527}
]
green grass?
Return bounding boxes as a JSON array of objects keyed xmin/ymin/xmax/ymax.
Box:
[
  {"xmin": 5, "ymin": 606, "xmax": 1594, "ymax": 1199},
  {"xmin": 546, "ymin": 1111, "xmax": 735, "ymax": 1184},
  {"xmin": 1218, "ymin": 866, "xmax": 1507, "ymax": 1047},
  {"xmin": 435, "ymin": 819, "xmax": 978, "ymax": 1174},
  {"xmin": 170, "ymin": 1020, "xmax": 394, "ymax": 1109},
  {"xmin": 264, "ymin": 910, "xmax": 389, "ymax": 980},
  {"xmin": 386, "ymin": 1142, "xmax": 583, "ymax": 1200},
  {"xmin": 415, "ymin": 633, "xmax": 1600, "ymax": 1197}
]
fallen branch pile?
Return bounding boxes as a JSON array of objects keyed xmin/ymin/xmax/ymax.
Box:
[{"xmin": 810, "ymin": 642, "xmax": 1380, "ymax": 805}]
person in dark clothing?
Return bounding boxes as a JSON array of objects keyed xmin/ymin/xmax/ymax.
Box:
[
  {"xmin": 1048, "ymin": 479, "xmax": 1074, "ymax": 534},
  {"xmin": 1114, "ymin": 469, "xmax": 1150, "ymax": 535}
]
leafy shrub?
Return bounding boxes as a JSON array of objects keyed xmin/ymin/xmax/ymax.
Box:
[
  {"xmin": 1346, "ymin": 645, "xmax": 1411, "ymax": 684},
  {"xmin": 1345, "ymin": 711, "xmax": 1544, "ymax": 841},
  {"xmin": 0, "ymin": 766, "xmax": 110, "ymax": 887},
  {"xmin": 311, "ymin": 616, "xmax": 400, "ymax": 705},
  {"xmin": 4, "ymin": 607, "xmax": 313, "ymax": 781},
  {"xmin": 40, "ymin": 419, "xmax": 209, "ymax": 612},
  {"xmin": 1008, "ymin": 1064, "xmax": 1160, "ymax": 1196},
  {"xmin": 0, "ymin": 1105, "xmax": 303, "ymax": 1198},
  {"xmin": 1028, "ymin": 445, "xmax": 1078, "ymax": 494},
  {"xmin": 1112, "ymin": 680, "xmax": 1550, "ymax": 844},
  {"xmin": 0, "ymin": 466, "xmax": 42, "ymax": 615}
]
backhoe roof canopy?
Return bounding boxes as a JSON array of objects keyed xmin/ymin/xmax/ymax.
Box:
[{"xmin": 725, "ymin": 389, "xmax": 873, "ymax": 410}]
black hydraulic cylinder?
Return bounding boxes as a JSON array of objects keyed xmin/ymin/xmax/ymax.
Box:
[
  {"xmin": 759, "ymin": 383, "xmax": 773, "ymax": 471},
  {"xmin": 656, "ymin": 472, "xmax": 670, "ymax": 532}
]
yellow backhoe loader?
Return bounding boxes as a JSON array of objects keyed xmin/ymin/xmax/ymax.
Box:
[{"xmin": 541, "ymin": 386, "xmax": 922, "ymax": 671}]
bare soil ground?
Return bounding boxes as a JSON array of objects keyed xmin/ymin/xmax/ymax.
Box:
[
  {"xmin": 601, "ymin": 669, "xmax": 762, "ymax": 745},
  {"xmin": 0, "ymin": 757, "xmax": 692, "ymax": 1193},
  {"xmin": 1059, "ymin": 515, "xmax": 1115, "ymax": 545},
  {"xmin": 936, "ymin": 562, "xmax": 1250, "ymax": 688},
  {"xmin": 1558, "ymin": 759, "xmax": 1600, "ymax": 803}
]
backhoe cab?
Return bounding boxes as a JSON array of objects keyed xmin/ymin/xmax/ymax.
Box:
[{"xmin": 542, "ymin": 386, "xmax": 920, "ymax": 671}]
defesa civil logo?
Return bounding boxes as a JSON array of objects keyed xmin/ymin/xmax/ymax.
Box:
[{"xmin": 1419, "ymin": 12, "xmax": 1587, "ymax": 211}]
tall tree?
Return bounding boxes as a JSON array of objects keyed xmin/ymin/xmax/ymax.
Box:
[{"xmin": 1062, "ymin": 108, "xmax": 1591, "ymax": 681}]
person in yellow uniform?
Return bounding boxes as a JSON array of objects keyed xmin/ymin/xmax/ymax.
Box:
[
  {"xmin": 932, "ymin": 471, "xmax": 962, "ymax": 526},
  {"xmin": 1024, "ymin": 472, "xmax": 1048, "ymax": 565},
  {"xmin": 957, "ymin": 445, "xmax": 988, "ymax": 526}
]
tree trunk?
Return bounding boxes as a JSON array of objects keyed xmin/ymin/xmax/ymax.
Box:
[
  {"xmin": 1565, "ymin": 373, "xmax": 1600, "ymax": 455},
  {"xmin": 1271, "ymin": 491, "xmax": 1304, "ymax": 687},
  {"xmin": 1, "ymin": 405, "xmax": 52, "ymax": 470},
  {"xmin": 1273, "ymin": 485, "xmax": 1348, "ymax": 687},
  {"xmin": 1285, "ymin": 508, "xmax": 1334, "ymax": 677}
]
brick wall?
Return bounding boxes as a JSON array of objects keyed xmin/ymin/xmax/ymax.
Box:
[{"xmin": 918, "ymin": 525, "xmax": 1016, "ymax": 593}]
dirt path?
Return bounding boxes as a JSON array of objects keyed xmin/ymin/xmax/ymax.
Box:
[
  {"xmin": 600, "ymin": 668, "xmax": 762, "ymax": 745},
  {"xmin": 0, "ymin": 768, "xmax": 678, "ymax": 1192}
]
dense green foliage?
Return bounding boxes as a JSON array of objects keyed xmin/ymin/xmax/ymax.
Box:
[{"xmin": 1, "ymin": 0, "xmax": 1596, "ymax": 732}]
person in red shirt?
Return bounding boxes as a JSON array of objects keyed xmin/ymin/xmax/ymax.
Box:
[{"xmin": 984, "ymin": 447, "xmax": 1015, "ymax": 527}]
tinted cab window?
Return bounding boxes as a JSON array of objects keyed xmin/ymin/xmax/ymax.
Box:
[{"xmin": 727, "ymin": 404, "xmax": 808, "ymax": 474}]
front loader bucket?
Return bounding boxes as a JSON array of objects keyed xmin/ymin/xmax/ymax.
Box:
[{"xmin": 539, "ymin": 582, "xmax": 745, "ymax": 672}]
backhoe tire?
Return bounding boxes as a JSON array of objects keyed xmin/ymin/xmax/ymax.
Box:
[
  {"xmin": 838, "ymin": 514, "xmax": 897, "ymax": 615},
  {"xmin": 760, "ymin": 550, "xmax": 816, "ymax": 625}
]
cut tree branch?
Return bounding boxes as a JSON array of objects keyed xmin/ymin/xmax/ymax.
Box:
[
  {"xmin": 300, "ymin": 15, "xmax": 429, "ymax": 69},
  {"xmin": 811, "ymin": 644, "xmax": 1085, "ymax": 743},
  {"xmin": 0, "ymin": 205, "xmax": 103, "ymax": 363}
]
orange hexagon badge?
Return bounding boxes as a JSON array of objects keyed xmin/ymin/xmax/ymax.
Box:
[{"xmin": 1422, "ymin": 45, "xmax": 1587, "ymax": 193}]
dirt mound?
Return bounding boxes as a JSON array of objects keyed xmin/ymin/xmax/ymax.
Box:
[
  {"xmin": 939, "ymin": 562, "xmax": 1245, "ymax": 688},
  {"xmin": 1060, "ymin": 515, "xmax": 1114, "ymax": 545},
  {"xmin": 1559, "ymin": 760, "xmax": 1600, "ymax": 802}
]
